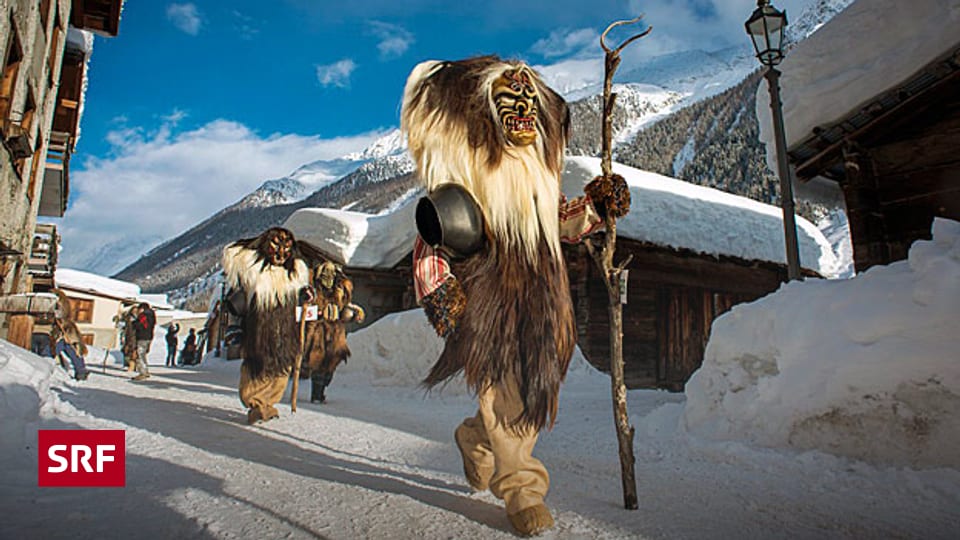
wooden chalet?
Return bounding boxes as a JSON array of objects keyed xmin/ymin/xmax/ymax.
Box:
[
  {"xmin": 565, "ymin": 240, "xmax": 818, "ymax": 390},
  {"xmin": 787, "ymin": 45, "xmax": 960, "ymax": 272},
  {"xmin": 754, "ymin": 1, "xmax": 960, "ymax": 275},
  {"xmin": 343, "ymin": 264, "xmax": 417, "ymax": 329}
]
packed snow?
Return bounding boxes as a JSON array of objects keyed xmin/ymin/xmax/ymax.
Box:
[
  {"xmin": 684, "ymin": 218, "xmax": 960, "ymax": 468},
  {"xmin": 2, "ymin": 219, "xmax": 958, "ymax": 538}
]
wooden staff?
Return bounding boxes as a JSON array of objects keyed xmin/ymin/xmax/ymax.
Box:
[
  {"xmin": 290, "ymin": 300, "xmax": 310, "ymax": 412},
  {"xmin": 583, "ymin": 15, "xmax": 651, "ymax": 511}
]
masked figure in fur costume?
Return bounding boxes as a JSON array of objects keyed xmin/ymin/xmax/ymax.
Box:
[
  {"xmin": 304, "ymin": 261, "xmax": 365, "ymax": 404},
  {"xmin": 401, "ymin": 56, "xmax": 629, "ymax": 535},
  {"xmin": 222, "ymin": 227, "xmax": 325, "ymax": 425}
]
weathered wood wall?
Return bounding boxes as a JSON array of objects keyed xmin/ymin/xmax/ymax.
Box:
[
  {"xmin": 347, "ymin": 264, "xmax": 417, "ymax": 329},
  {"xmin": 566, "ymin": 240, "xmax": 787, "ymax": 390},
  {"xmin": 842, "ymin": 77, "xmax": 960, "ymax": 272}
]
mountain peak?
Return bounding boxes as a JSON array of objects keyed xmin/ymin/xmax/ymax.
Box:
[{"xmin": 343, "ymin": 129, "xmax": 406, "ymax": 161}]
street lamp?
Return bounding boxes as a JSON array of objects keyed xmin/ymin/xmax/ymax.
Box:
[{"xmin": 746, "ymin": 0, "xmax": 802, "ymax": 280}]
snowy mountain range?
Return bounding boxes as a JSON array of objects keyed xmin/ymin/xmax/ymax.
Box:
[{"xmin": 108, "ymin": 0, "xmax": 854, "ymax": 307}]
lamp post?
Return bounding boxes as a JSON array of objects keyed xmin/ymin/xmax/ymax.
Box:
[{"xmin": 746, "ymin": 0, "xmax": 802, "ymax": 281}]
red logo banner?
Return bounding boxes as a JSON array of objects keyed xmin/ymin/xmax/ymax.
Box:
[{"xmin": 38, "ymin": 430, "xmax": 126, "ymax": 487}]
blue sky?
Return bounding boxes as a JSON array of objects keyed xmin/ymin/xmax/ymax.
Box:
[
  {"xmin": 61, "ymin": 0, "xmax": 812, "ymax": 272},
  {"xmin": 81, "ymin": 0, "xmax": 651, "ymax": 157}
]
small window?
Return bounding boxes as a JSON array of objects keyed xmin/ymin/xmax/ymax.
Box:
[
  {"xmin": 0, "ymin": 19, "xmax": 23, "ymax": 124},
  {"xmin": 81, "ymin": 333, "xmax": 95, "ymax": 346},
  {"xmin": 69, "ymin": 297, "xmax": 95, "ymax": 323}
]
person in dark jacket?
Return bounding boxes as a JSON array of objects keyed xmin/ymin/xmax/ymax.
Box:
[
  {"xmin": 181, "ymin": 328, "xmax": 198, "ymax": 365},
  {"xmin": 132, "ymin": 302, "xmax": 156, "ymax": 381},
  {"xmin": 165, "ymin": 323, "xmax": 180, "ymax": 367}
]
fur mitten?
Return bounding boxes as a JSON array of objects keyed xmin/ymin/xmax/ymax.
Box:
[
  {"xmin": 420, "ymin": 277, "xmax": 467, "ymax": 338},
  {"xmin": 585, "ymin": 173, "xmax": 631, "ymax": 219}
]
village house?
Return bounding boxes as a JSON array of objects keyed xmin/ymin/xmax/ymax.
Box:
[
  {"xmin": 284, "ymin": 156, "xmax": 839, "ymax": 389},
  {"xmin": 757, "ymin": 0, "xmax": 959, "ymax": 273},
  {"xmin": 0, "ymin": 0, "xmax": 122, "ymax": 346},
  {"xmin": 54, "ymin": 269, "xmax": 207, "ymax": 353},
  {"xmin": 54, "ymin": 267, "xmax": 139, "ymax": 349}
]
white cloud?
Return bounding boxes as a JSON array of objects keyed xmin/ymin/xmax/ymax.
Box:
[
  {"xmin": 530, "ymin": 1, "xmax": 814, "ymax": 89},
  {"xmin": 58, "ymin": 117, "xmax": 385, "ymax": 269},
  {"xmin": 623, "ymin": 0, "xmax": 811, "ymax": 57},
  {"xmin": 530, "ymin": 28, "xmax": 600, "ymax": 59},
  {"xmin": 532, "ymin": 57, "xmax": 604, "ymax": 96},
  {"xmin": 166, "ymin": 3, "xmax": 202, "ymax": 35},
  {"xmin": 231, "ymin": 10, "xmax": 260, "ymax": 41},
  {"xmin": 366, "ymin": 21, "xmax": 415, "ymax": 59},
  {"xmin": 316, "ymin": 59, "xmax": 357, "ymax": 88}
]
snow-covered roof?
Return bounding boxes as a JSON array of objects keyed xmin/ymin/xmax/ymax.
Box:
[
  {"xmin": 66, "ymin": 27, "xmax": 95, "ymax": 54},
  {"xmin": 157, "ymin": 308, "xmax": 207, "ymax": 321},
  {"xmin": 283, "ymin": 198, "xmax": 418, "ymax": 269},
  {"xmin": 757, "ymin": 0, "xmax": 960, "ymax": 164},
  {"xmin": 285, "ymin": 157, "xmax": 838, "ymax": 276},
  {"xmin": 563, "ymin": 157, "xmax": 839, "ymax": 276},
  {"xmin": 138, "ymin": 293, "xmax": 173, "ymax": 310},
  {"xmin": 55, "ymin": 267, "xmax": 140, "ymax": 301}
]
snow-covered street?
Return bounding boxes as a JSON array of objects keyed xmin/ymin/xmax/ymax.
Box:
[{"xmin": 3, "ymin": 317, "xmax": 958, "ymax": 539}]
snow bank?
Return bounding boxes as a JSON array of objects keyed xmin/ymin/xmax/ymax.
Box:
[
  {"xmin": 564, "ymin": 156, "xmax": 840, "ymax": 276},
  {"xmin": 683, "ymin": 218, "xmax": 960, "ymax": 469},
  {"xmin": 343, "ymin": 309, "xmax": 456, "ymax": 391},
  {"xmin": 0, "ymin": 341, "xmax": 75, "ymax": 454},
  {"xmin": 344, "ymin": 308, "xmax": 606, "ymax": 395}
]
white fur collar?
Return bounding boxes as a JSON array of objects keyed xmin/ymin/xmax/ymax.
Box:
[{"xmin": 222, "ymin": 244, "xmax": 309, "ymax": 312}]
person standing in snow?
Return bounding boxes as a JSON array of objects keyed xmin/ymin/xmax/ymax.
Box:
[
  {"xmin": 132, "ymin": 302, "xmax": 156, "ymax": 381},
  {"xmin": 165, "ymin": 323, "xmax": 180, "ymax": 367},
  {"xmin": 401, "ymin": 56, "xmax": 617, "ymax": 535},
  {"xmin": 51, "ymin": 317, "xmax": 89, "ymax": 381},
  {"xmin": 222, "ymin": 227, "xmax": 326, "ymax": 425},
  {"xmin": 303, "ymin": 261, "xmax": 365, "ymax": 404},
  {"xmin": 181, "ymin": 328, "xmax": 198, "ymax": 365}
]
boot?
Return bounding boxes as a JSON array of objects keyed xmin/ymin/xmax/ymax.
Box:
[
  {"xmin": 263, "ymin": 405, "xmax": 280, "ymax": 421},
  {"xmin": 508, "ymin": 504, "xmax": 554, "ymax": 536},
  {"xmin": 454, "ymin": 424, "xmax": 493, "ymax": 491}
]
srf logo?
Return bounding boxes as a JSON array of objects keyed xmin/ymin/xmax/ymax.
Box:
[{"xmin": 38, "ymin": 430, "xmax": 126, "ymax": 487}]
